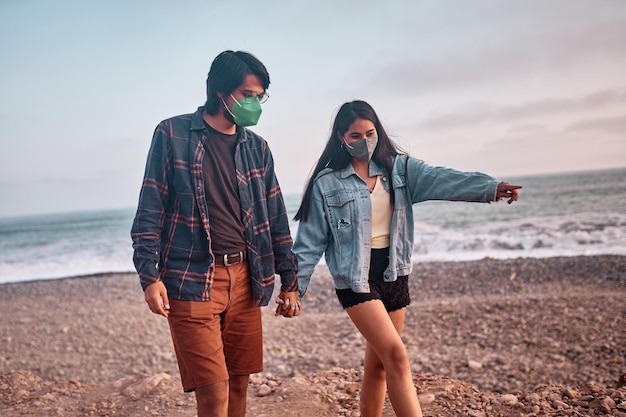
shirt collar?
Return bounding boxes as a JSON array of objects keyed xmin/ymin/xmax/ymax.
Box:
[
  {"xmin": 191, "ymin": 106, "xmax": 248, "ymax": 143},
  {"xmin": 338, "ymin": 159, "xmax": 384, "ymax": 179},
  {"xmin": 190, "ymin": 107, "xmax": 206, "ymax": 131}
]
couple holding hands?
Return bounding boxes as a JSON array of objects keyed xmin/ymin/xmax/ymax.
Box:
[{"xmin": 131, "ymin": 50, "xmax": 520, "ymax": 417}]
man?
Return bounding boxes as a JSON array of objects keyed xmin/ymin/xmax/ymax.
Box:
[{"xmin": 131, "ymin": 50, "xmax": 300, "ymax": 417}]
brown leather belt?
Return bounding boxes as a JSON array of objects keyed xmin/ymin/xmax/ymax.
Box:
[{"xmin": 214, "ymin": 250, "xmax": 246, "ymax": 266}]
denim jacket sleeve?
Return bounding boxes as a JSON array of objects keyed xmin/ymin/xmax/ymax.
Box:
[
  {"xmin": 130, "ymin": 121, "xmax": 172, "ymax": 289},
  {"xmin": 404, "ymin": 156, "xmax": 499, "ymax": 203},
  {"xmin": 292, "ymin": 179, "xmax": 330, "ymax": 299}
]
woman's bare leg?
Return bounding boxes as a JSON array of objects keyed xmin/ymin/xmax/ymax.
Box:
[
  {"xmin": 359, "ymin": 307, "xmax": 408, "ymax": 416},
  {"xmin": 346, "ymin": 301, "xmax": 422, "ymax": 417}
]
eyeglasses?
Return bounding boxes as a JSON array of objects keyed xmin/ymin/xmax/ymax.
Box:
[{"xmin": 236, "ymin": 89, "xmax": 270, "ymax": 104}]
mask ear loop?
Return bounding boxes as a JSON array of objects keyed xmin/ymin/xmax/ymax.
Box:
[
  {"xmin": 221, "ymin": 96, "xmax": 237, "ymax": 119},
  {"xmin": 339, "ymin": 135, "xmax": 355, "ymax": 149},
  {"xmin": 229, "ymin": 94, "xmax": 244, "ymax": 108}
]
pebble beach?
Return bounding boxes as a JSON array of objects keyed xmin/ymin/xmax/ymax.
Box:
[{"xmin": 1, "ymin": 255, "xmax": 625, "ymax": 416}]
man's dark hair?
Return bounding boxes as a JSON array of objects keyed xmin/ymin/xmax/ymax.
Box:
[{"xmin": 204, "ymin": 50, "xmax": 270, "ymax": 114}]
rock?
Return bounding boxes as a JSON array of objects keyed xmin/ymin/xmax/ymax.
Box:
[
  {"xmin": 418, "ymin": 393, "xmax": 435, "ymax": 406},
  {"xmin": 525, "ymin": 393, "xmax": 540, "ymax": 404},
  {"xmin": 345, "ymin": 383, "xmax": 358, "ymax": 395},
  {"xmin": 589, "ymin": 396, "xmax": 616, "ymax": 413},
  {"xmin": 15, "ymin": 389, "xmax": 29, "ymax": 400},
  {"xmin": 257, "ymin": 384, "xmax": 272, "ymax": 397},
  {"xmin": 41, "ymin": 393, "xmax": 56, "ymax": 402},
  {"xmin": 122, "ymin": 373, "xmax": 171, "ymax": 397},
  {"xmin": 601, "ymin": 396, "xmax": 616, "ymax": 409},
  {"xmin": 561, "ymin": 387, "xmax": 577, "ymax": 399},
  {"xmin": 552, "ymin": 399, "xmax": 569, "ymax": 409},
  {"xmin": 499, "ymin": 394, "xmax": 517, "ymax": 405}
]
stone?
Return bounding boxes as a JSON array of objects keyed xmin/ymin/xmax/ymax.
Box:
[
  {"xmin": 257, "ymin": 384, "xmax": 272, "ymax": 397},
  {"xmin": 500, "ymin": 394, "xmax": 518, "ymax": 405},
  {"xmin": 561, "ymin": 387, "xmax": 577, "ymax": 399},
  {"xmin": 418, "ymin": 393, "xmax": 436, "ymax": 406},
  {"xmin": 122, "ymin": 373, "xmax": 170, "ymax": 397},
  {"xmin": 552, "ymin": 399, "xmax": 569, "ymax": 409},
  {"xmin": 600, "ymin": 396, "xmax": 616, "ymax": 408},
  {"xmin": 588, "ymin": 396, "xmax": 616, "ymax": 414},
  {"xmin": 525, "ymin": 393, "xmax": 541, "ymax": 404}
]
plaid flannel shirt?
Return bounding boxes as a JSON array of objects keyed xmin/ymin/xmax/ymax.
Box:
[{"xmin": 131, "ymin": 107, "xmax": 297, "ymax": 306}]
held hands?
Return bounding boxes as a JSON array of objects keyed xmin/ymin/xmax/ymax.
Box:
[
  {"xmin": 275, "ymin": 290, "xmax": 301, "ymax": 318},
  {"xmin": 144, "ymin": 280, "xmax": 170, "ymax": 317},
  {"xmin": 145, "ymin": 281, "xmax": 301, "ymax": 319},
  {"xmin": 496, "ymin": 182, "xmax": 522, "ymax": 204}
]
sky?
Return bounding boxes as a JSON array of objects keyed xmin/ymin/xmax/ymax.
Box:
[{"xmin": 1, "ymin": 0, "xmax": 625, "ymax": 218}]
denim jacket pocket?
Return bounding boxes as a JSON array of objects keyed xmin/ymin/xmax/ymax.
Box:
[
  {"xmin": 324, "ymin": 190, "xmax": 356, "ymax": 254},
  {"xmin": 325, "ymin": 190, "xmax": 355, "ymax": 224}
]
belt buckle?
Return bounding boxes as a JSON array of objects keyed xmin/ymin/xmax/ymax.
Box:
[{"xmin": 223, "ymin": 251, "xmax": 242, "ymax": 267}]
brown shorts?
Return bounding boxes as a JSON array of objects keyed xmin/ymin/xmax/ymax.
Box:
[{"xmin": 167, "ymin": 262, "xmax": 263, "ymax": 392}]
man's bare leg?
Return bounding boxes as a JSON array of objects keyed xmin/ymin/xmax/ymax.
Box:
[
  {"xmin": 228, "ymin": 374, "xmax": 250, "ymax": 417},
  {"xmin": 196, "ymin": 380, "xmax": 229, "ymax": 417}
]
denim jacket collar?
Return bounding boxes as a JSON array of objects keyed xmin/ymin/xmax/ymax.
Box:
[{"xmin": 336, "ymin": 159, "xmax": 385, "ymax": 180}]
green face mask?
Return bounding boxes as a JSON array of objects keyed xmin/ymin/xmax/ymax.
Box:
[{"xmin": 223, "ymin": 94, "xmax": 262, "ymax": 127}]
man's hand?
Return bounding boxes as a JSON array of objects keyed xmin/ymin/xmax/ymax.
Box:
[
  {"xmin": 144, "ymin": 280, "xmax": 170, "ymax": 317},
  {"xmin": 274, "ymin": 290, "xmax": 301, "ymax": 318},
  {"xmin": 496, "ymin": 182, "xmax": 522, "ymax": 204}
]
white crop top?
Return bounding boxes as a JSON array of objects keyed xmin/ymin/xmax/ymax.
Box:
[{"xmin": 370, "ymin": 176, "xmax": 392, "ymax": 249}]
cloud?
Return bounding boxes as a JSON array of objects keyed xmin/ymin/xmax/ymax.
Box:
[
  {"xmin": 565, "ymin": 115, "xmax": 626, "ymax": 135},
  {"xmin": 470, "ymin": 123, "xmax": 626, "ymax": 177},
  {"xmin": 414, "ymin": 87, "xmax": 626, "ymax": 130},
  {"xmin": 507, "ymin": 124, "xmax": 549, "ymax": 134},
  {"xmin": 372, "ymin": 18, "xmax": 626, "ymax": 95},
  {"xmin": 497, "ymin": 89, "xmax": 626, "ymax": 121}
]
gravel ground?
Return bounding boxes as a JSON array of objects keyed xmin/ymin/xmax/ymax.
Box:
[{"xmin": 1, "ymin": 255, "xmax": 625, "ymax": 416}]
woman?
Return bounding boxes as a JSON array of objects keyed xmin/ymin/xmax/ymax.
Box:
[{"xmin": 292, "ymin": 100, "xmax": 521, "ymax": 417}]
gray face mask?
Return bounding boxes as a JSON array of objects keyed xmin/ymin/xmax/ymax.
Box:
[{"xmin": 343, "ymin": 136, "xmax": 378, "ymax": 162}]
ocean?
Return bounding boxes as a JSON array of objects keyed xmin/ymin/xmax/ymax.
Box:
[{"xmin": 1, "ymin": 168, "xmax": 625, "ymax": 284}]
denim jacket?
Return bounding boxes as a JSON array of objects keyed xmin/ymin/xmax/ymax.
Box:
[{"xmin": 293, "ymin": 154, "xmax": 499, "ymax": 298}]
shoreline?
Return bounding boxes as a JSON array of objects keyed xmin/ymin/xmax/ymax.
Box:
[{"xmin": 3, "ymin": 251, "xmax": 626, "ymax": 286}]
